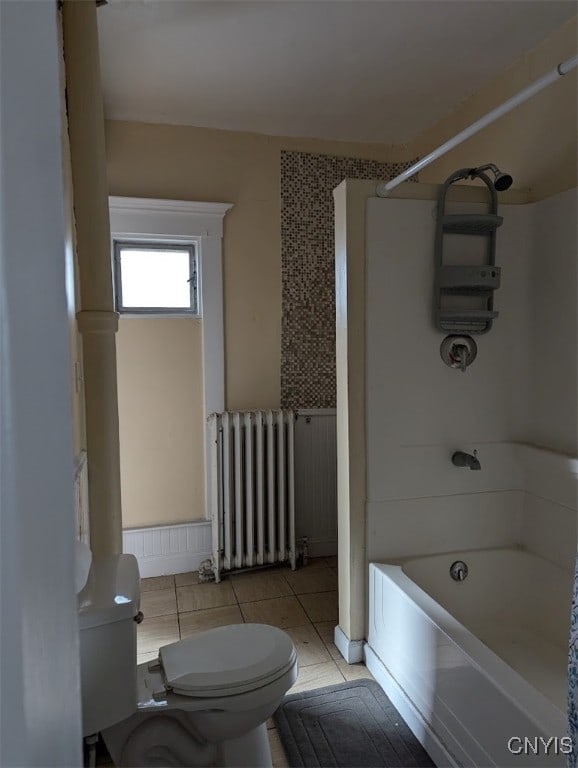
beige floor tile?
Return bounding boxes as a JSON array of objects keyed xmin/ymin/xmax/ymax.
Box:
[
  {"xmin": 313, "ymin": 621, "xmax": 342, "ymax": 660},
  {"xmin": 137, "ymin": 615, "xmax": 179, "ymax": 655},
  {"xmin": 179, "ymin": 605, "xmax": 243, "ymax": 637},
  {"xmin": 284, "ymin": 624, "xmax": 331, "ymax": 667},
  {"xmin": 231, "ymin": 570, "xmax": 292, "ymax": 603},
  {"xmin": 240, "ymin": 596, "xmax": 308, "ymax": 628},
  {"xmin": 323, "ymin": 556, "xmax": 338, "ymax": 568},
  {"xmin": 290, "ymin": 660, "xmax": 345, "ymax": 694},
  {"xmin": 140, "ymin": 587, "xmax": 177, "ymax": 618},
  {"xmin": 285, "ymin": 566, "xmax": 337, "ymax": 595},
  {"xmin": 174, "ymin": 570, "xmax": 200, "ymax": 587},
  {"xmin": 336, "ymin": 660, "xmax": 375, "ymax": 681},
  {"xmin": 177, "ymin": 581, "xmax": 236, "ymax": 612},
  {"xmin": 140, "ymin": 575, "xmax": 175, "ymax": 592},
  {"xmin": 298, "ymin": 591, "xmax": 338, "ymax": 623},
  {"xmin": 137, "ymin": 650, "xmax": 160, "ymax": 665},
  {"xmin": 268, "ymin": 727, "xmax": 289, "ymax": 768}
]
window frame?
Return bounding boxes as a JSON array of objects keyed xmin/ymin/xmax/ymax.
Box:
[
  {"xmin": 109, "ymin": 196, "xmax": 233, "ymax": 523},
  {"xmin": 113, "ymin": 239, "xmax": 199, "ymax": 316}
]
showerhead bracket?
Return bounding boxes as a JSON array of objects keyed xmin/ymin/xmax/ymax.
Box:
[{"xmin": 469, "ymin": 163, "xmax": 513, "ymax": 192}]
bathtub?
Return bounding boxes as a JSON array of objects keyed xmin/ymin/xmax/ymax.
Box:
[{"xmin": 365, "ymin": 549, "xmax": 573, "ymax": 767}]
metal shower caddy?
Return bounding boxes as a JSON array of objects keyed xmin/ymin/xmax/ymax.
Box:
[{"xmin": 434, "ymin": 167, "xmax": 503, "ymax": 335}]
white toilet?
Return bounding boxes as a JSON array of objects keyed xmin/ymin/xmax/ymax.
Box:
[{"xmin": 77, "ymin": 551, "xmax": 298, "ymax": 767}]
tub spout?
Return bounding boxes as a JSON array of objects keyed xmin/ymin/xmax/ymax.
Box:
[{"xmin": 451, "ymin": 450, "xmax": 481, "ymax": 470}]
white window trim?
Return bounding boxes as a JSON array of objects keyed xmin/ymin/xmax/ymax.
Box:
[{"xmin": 109, "ymin": 196, "xmax": 233, "ymax": 521}]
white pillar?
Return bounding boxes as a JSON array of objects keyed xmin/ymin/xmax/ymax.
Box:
[
  {"xmin": 63, "ymin": 1, "xmax": 123, "ymax": 554},
  {"xmin": 76, "ymin": 311, "xmax": 123, "ymax": 555}
]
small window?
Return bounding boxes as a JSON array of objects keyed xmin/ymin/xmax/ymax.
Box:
[{"xmin": 113, "ymin": 242, "xmax": 198, "ymax": 315}]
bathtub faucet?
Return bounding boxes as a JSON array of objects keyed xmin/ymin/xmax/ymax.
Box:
[{"xmin": 451, "ymin": 450, "xmax": 481, "ymax": 470}]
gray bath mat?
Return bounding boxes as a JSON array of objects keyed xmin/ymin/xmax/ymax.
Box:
[{"xmin": 273, "ymin": 679, "xmax": 435, "ymax": 768}]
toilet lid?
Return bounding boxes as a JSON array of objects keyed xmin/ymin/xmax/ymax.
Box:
[{"xmin": 159, "ymin": 623, "xmax": 296, "ymax": 697}]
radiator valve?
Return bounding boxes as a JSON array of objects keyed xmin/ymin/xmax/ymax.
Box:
[
  {"xmin": 198, "ymin": 559, "xmax": 216, "ymax": 583},
  {"xmin": 298, "ymin": 537, "xmax": 309, "ymax": 567}
]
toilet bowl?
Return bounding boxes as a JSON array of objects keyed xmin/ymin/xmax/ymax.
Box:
[
  {"xmin": 78, "ymin": 554, "xmax": 298, "ymax": 767},
  {"xmin": 102, "ymin": 623, "xmax": 298, "ymax": 767}
]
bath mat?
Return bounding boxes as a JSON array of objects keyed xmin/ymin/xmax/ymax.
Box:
[{"xmin": 273, "ymin": 679, "xmax": 435, "ymax": 768}]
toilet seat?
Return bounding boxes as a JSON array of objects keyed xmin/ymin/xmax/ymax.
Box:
[{"xmin": 159, "ymin": 623, "xmax": 297, "ymax": 698}]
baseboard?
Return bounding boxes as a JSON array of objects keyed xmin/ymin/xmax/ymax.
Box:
[
  {"xmin": 364, "ymin": 644, "xmax": 459, "ymax": 768},
  {"xmin": 306, "ymin": 537, "xmax": 338, "ymax": 558},
  {"xmin": 333, "ymin": 625, "xmax": 364, "ymax": 663},
  {"xmin": 122, "ymin": 521, "xmax": 212, "ymax": 578}
]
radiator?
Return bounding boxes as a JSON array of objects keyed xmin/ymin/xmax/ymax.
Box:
[{"xmin": 207, "ymin": 410, "xmax": 296, "ymax": 582}]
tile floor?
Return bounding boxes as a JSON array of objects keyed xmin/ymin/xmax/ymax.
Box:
[{"xmin": 132, "ymin": 556, "xmax": 374, "ymax": 767}]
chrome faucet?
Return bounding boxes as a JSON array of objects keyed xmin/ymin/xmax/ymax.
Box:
[{"xmin": 451, "ymin": 449, "xmax": 481, "ymax": 470}]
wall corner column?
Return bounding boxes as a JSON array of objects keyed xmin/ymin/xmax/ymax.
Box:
[
  {"xmin": 76, "ymin": 311, "xmax": 122, "ymax": 554},
  {"xmin": 334, "ymin": 180, "xmax": 367, "ymax": 646},
  {"xmin": 63, "ymin": 0, "xmax": 122, "ymax": 554}
]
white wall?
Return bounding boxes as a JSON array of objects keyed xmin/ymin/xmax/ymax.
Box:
[
  {"xmin": 365, "ymin": 190, "xmax": 577, "ymax": 571},
  {"xmin": 0, "ymin": 2, "xmax": 82, "ymax": 764},
  {"xmin": 521, "ymin": 188, "xmax": 578, "ymax": 572},
  {"xmin": 519, "ymin": 444, "xmax": 577, "ymax": 573},
  {"xmin": 528, "ymin": 188, "xmax": 578, "ymax": 456},
  {"xmin": 365, "ymin": 197, "xmax": 533, "ymax": 562}
]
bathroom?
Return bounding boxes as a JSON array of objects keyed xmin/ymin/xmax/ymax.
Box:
[{"xmin": 1, "ymin": 1, "xmax": 577, "ymax": 767}]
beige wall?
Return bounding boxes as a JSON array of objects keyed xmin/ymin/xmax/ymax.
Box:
[
  {"xmin": 106, "ymin": 17, "xmax": 577, "ymax": 410},
  {"xmin": 106, "ymin": 17, "xmax": 575, "ymax": 536},
  {"xmin": 105, "ymin": 122, "xmax": 409, "ymax": 411},
  {"xmin": 116, "ymin": 318, "xmax": 205, "ymax": 527},
  {"xmin": 410, "ymin": 17, "xmax": 577, "ymax": 200},
  {"xmin": 106, "ymin": 126, "xmax": 409, "ymax": 528}
]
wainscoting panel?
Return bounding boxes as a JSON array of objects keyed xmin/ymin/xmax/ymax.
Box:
[
  {"xmin": 122, "ymin": 521, "xmax": 212, "ymax": 578},
  {"xmin": 294, "ymin": 409, "xmax": 337, "ymax": 557}
]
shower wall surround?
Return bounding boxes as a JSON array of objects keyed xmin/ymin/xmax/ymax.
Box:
[
  {"xmin": 364, "ymin": 187, "xmax": 577, "ymax": 569},
  {"xmin": 280, "ymin": 150, "xmax": 416, "ymax": 409},
  {"xmin": 366, "ymin": 196, "xmax": 531, "ymax": 562}
]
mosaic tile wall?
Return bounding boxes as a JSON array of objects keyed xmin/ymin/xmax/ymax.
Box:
[{"xmin": 280, "ymin": 150, "xmax": 416, "ymax": 409}]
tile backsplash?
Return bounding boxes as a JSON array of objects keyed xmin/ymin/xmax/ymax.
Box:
[{"xmin": 280, "ymin": 150, "xmax": 416, "ymax": 408}]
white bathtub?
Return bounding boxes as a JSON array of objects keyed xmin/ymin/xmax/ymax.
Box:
[{"xmin": 366, "ymin": 549, "xmax": 573, "ymax": 767}]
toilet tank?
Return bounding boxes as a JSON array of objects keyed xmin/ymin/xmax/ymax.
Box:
[{"xmin": 78, "ymin": 554, "xmax": 140, "ymax": 736}]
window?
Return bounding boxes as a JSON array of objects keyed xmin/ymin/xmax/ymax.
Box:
[{"xmin": 113, "ymin": 242, "xmax": 198, "ymax": 315}]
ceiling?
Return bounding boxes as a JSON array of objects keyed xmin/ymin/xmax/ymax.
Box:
[{"xmin": 97, "ymin": 1, "xmax": 576, "ymax": 144}]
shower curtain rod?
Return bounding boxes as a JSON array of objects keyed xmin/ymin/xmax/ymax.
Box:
[{"xmin": 376, "ymin": 54, "xmax": 578, "ymax": 197}]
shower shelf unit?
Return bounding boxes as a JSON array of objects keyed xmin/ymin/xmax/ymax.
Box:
[{"xmin": 435, "ymin": 172, "xmax": 503, "ymax": 335}]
